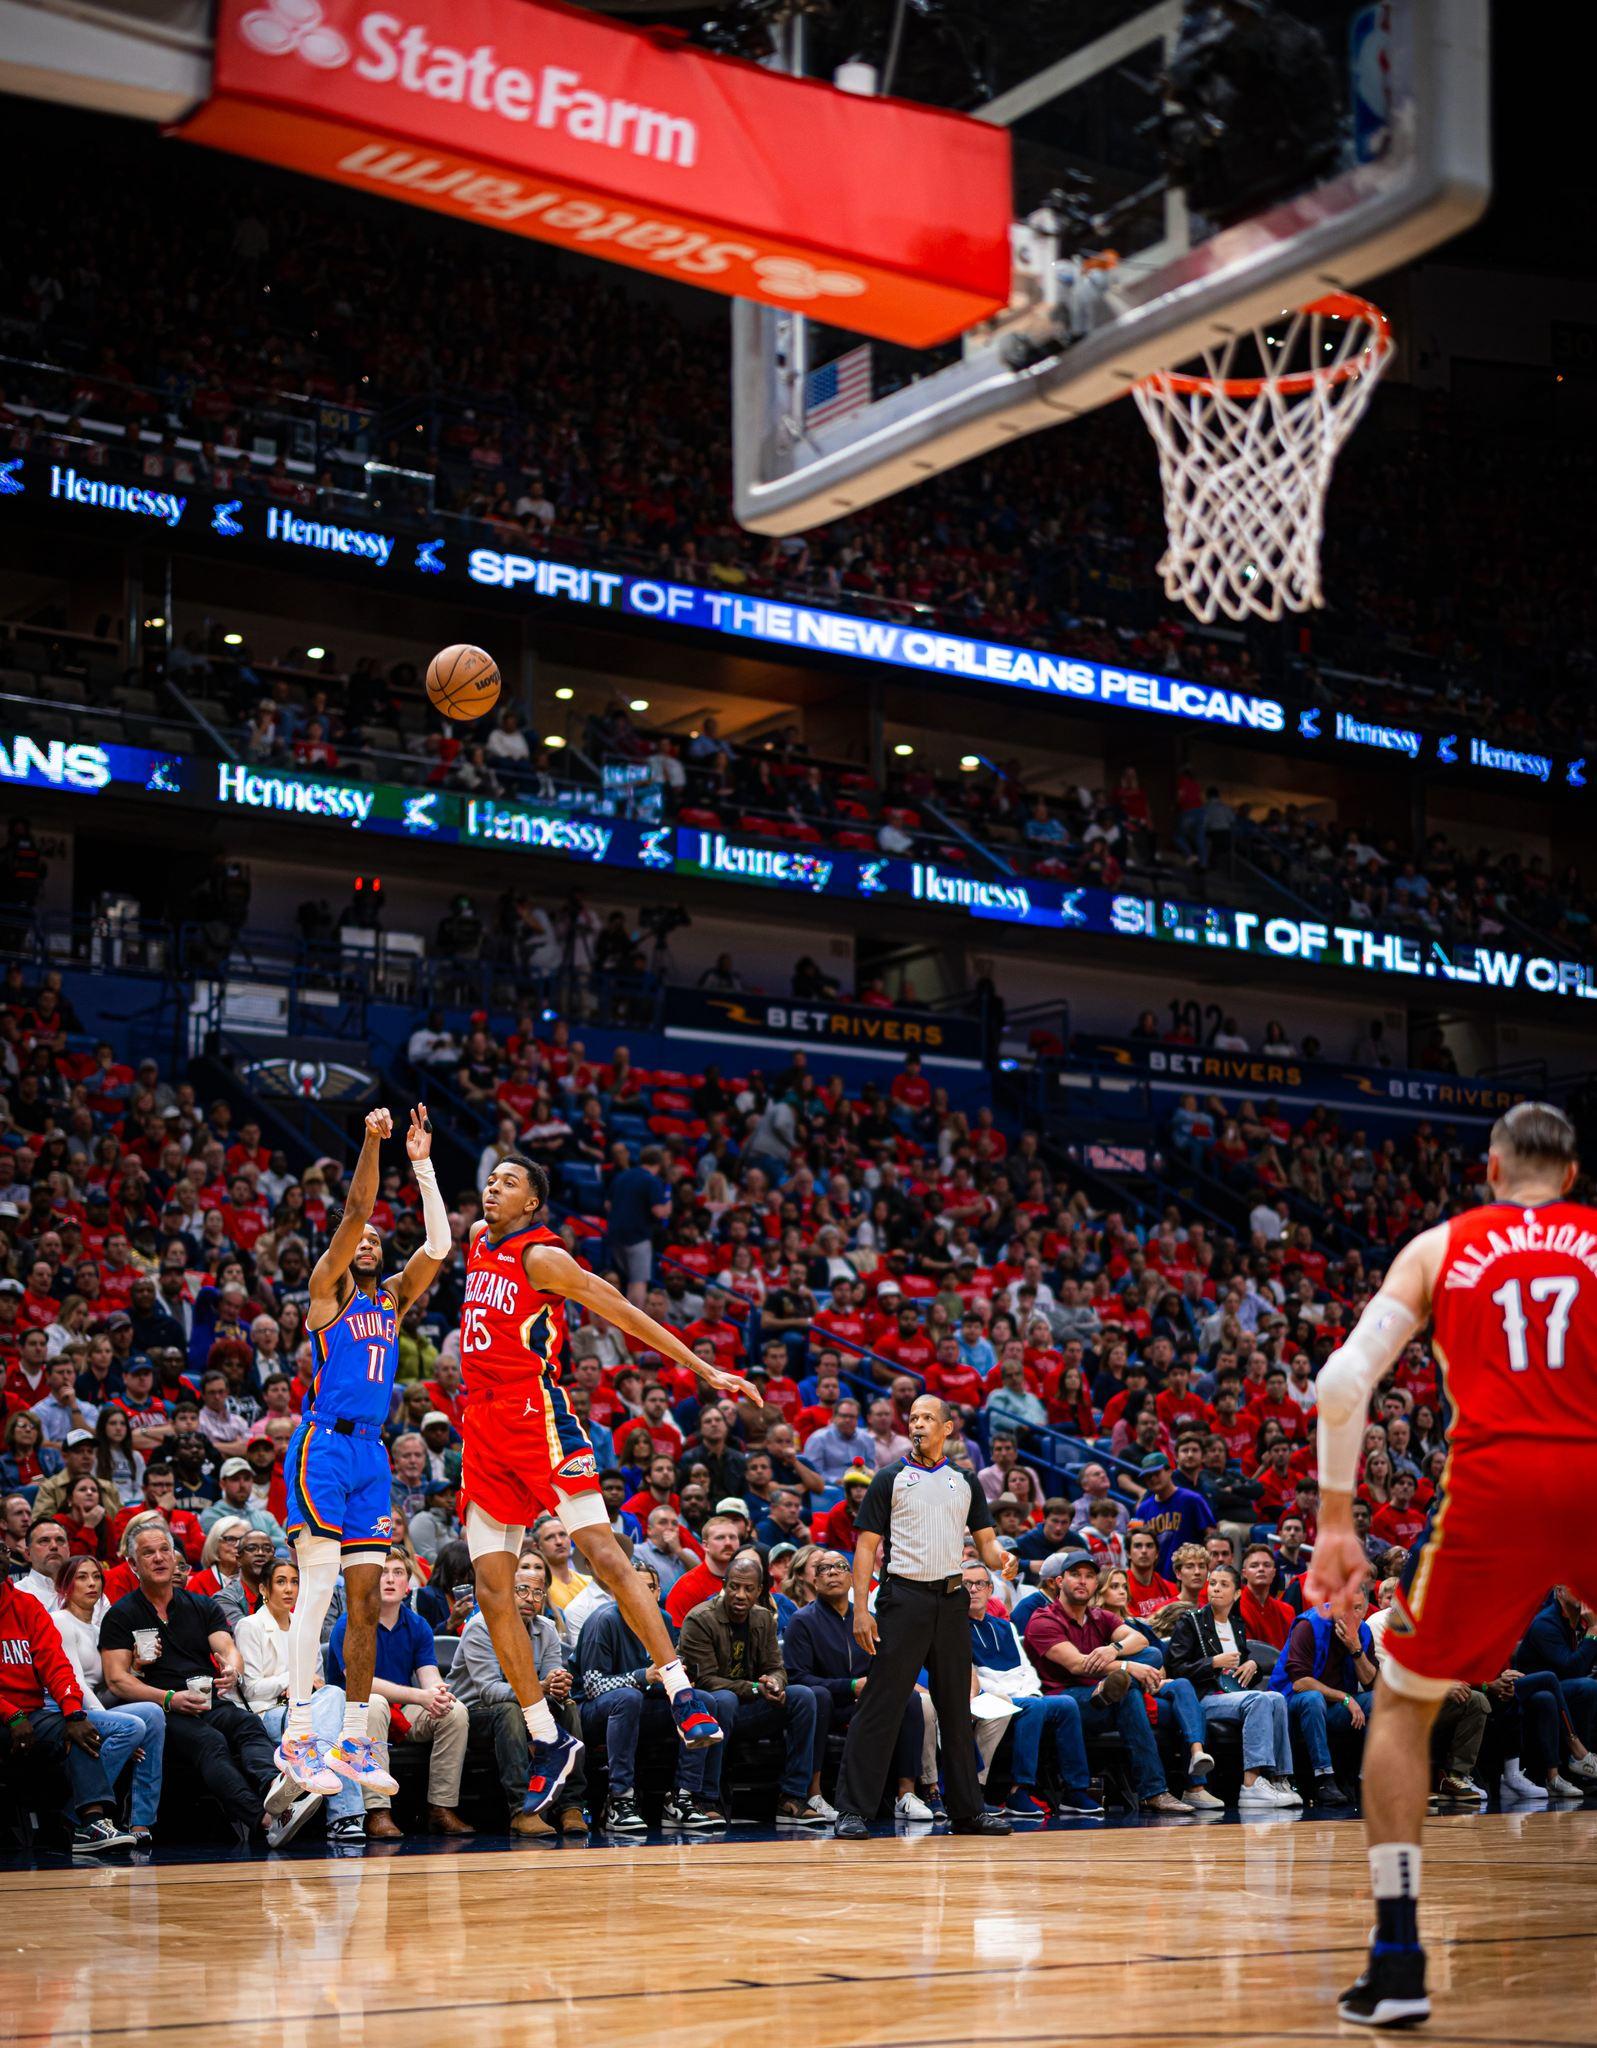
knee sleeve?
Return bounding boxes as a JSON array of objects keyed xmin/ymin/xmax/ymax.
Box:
[{"xmin": 288, "ymin": 1535, "xmax": 343, "ymax": 1703}]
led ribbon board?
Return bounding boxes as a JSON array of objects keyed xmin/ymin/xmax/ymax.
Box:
[{"xmin": 6, "ymin": 730, "xmax": 1595, "ymax": 1010}]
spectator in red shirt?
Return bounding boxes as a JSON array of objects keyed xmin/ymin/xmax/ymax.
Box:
[
  {"xmin": 811, "ymin": 1277, "xmax": 869, "ymax": 1355},
  {"xmin": 820, "ymin": 1468, "xmax": 871, "ymax": 1553},
  {"xmin": 664, "ymin": 1514, "xmax": 744, "ymax": 1626},
  {"xmin": 872, "ymin": 1304, "xmax": 938, "ymax": 1384},
  {"xmin": 1237, "ymin": 1545, "xmax": 1297, "ymax": 1648},
  {"xmin": 1125, "ymin": 1529, "xmax": 1178, "ymax": 1619},
  {"xmin": 925, "ymin": 1336, "xmax": 984, "ymax": 1414},
  {"xmin": 1155, "ymin": 1360, "xmax": 1215, "ymax": 1437},
  {"xmin": 889, "ymin": 1053, "xmax": 931, "ymax": 1117},
  {"xmin": 1252, "ymin": 1439, "xmax": 1298, "ymax": 1519},
  {"xmin": 110, "ymin": 1464, "xmax": 205, "ymax": 1564},
  {"xmin": 683, "ymin": 1291, "xmax": 744, "ymax": 1371},
  {"xmin": 1211, "ymin": 1386, "xmax": 1258, "ymax": 1465},
  {"xmin": 1370, "ymin": 1470, "xmax": 1427, "ymax": 1550},
  {"xmin": 623, "ymin": 1452, "xmax": 681, "ymax": 1526},
  {"xmin": 0, "ymin": 1576, "xmax": 138, "ymax": 1853}
]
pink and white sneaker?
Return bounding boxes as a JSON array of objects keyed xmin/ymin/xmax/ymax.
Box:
[
  {"xmin": 326, "ymin": 1736, "xmax": 399, "ymax": 1795},
  {"xmin": 274, "ymin": 1733, "xmax": 341, "ymax": 1795}
]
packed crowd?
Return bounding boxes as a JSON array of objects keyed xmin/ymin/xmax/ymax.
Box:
[
  {"xmin": 5, "ymin": 101, "xmax": 1595, "ymax": 754},
  {"xmin": 4, "ymin": 954, "xmax": 1596, "ymax": 1851}
]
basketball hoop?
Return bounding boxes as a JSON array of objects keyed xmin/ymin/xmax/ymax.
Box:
[{"xmin": 1132, "ymin": 291, "xmax": 1393, "ymax": 625}]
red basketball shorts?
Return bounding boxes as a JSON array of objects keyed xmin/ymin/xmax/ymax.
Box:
[
  {"xmin": 1383, "ymin": 1436, "xmax": 1597, "ymax": 1695},
  {"xmin": 459, "ymin": 1383, "xmax": 604, "ymax": 1531}
]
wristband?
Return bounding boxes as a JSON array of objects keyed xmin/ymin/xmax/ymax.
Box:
[
  {"xmin": 163, "ymin": 1690, "xmax": 175, "ymax": 1712},
  {"xmin": 1343, "ymin": 1693, "xmax": 1353, "ymax": 1709},
  {"xmin": 7, "ymin": 1710, "xmax": 28, "ymax": 1732}
]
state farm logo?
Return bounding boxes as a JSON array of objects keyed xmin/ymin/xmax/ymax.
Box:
[
  {"xmin": 753, "ymin": 257, "xmax": 866, "ymax": 303},
  {"xmin": 241, "ymin": 0, "xmax": 350, "ymax": 67},
  {"xmin": 232, "ymin": 2, "xmax": 699, "ymax": 166}
]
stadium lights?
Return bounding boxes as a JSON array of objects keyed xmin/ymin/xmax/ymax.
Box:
[
  {"xmin": 894, "ymin": 742, "xmax": 914, "ymax": 756},
  {"xmin": 554, "ymin": 686, "xmax": 574, "ymax": 700},
  {"xmin": 960, "ymin": 754, "xmax": 980, "ymax": 770},
  {"xmin": 306, "ymin": 647, "xmax": 326, "ymax": 660},
  {"xmin": 544, "ymin": 734, "xmax": 567, "ymax": 748},
  {"xmin": 222, "ymin": 632, "xmax": 243, "ymax": 646},
  {"xmin": 629, "ymin": 698, "xmax": 649, "ymax": 712}
]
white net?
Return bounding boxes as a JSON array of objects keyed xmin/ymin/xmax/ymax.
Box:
[{"xmin": 1132, "ymin": 295, "xmax": 1391, "ymax": 625}]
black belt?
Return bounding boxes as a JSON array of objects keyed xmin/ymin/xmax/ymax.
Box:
[{"xmin": 890, "ymin": 1573, "xmax": 965, "ymax": 1594}]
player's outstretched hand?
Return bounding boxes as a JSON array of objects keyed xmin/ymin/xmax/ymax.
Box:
[
  {"xmin": 406, "ymin": 1103, "xmax": 432, "ymax": 1160},
  {"xmin": 365, "ymin": 1107, "xmax": 394, "ymax": 1142},
  {"xmin": 699, "ymin": 1362, "xmax": 762, "ymax": 1407},
  {"xmin": 1304, "ymin": 1528, "xmax": 1370, "ymax": 1618}
]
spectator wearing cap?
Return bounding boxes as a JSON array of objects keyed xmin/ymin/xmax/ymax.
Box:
[
  {"xmin": 32, "ymin": 1432, "xmax": 120, "ymax": 1520},
  {"xmin": 114, "ymin": 1356, "xmax": 172, "ymax": 1455},
  {"xmin": 802, "ymin": 1399, "xmax": 876, "ymax": 1486},
  {"xmin": 1022, "ymin": 1550, "xmax": 1192, "ymax": 1813},
  {"xmin": 408, "ymin": 1478, "xmax": 462, "ymax": 1564},
  {"xmin": 30, "ymin": 1355, "xmax": 99, "ymax": 1448},
  {"xmin": 963, "ymin": 1561, "xmax": 1102, "ymax": 1818},
  {"xmin": 1130, "ymin": 1452, "xmax": 1217, "ymax": 1573},
  {"xmin": 198, "ymin": 1458, "xmax": 287, "ymax": 1547},
  {"xmin": 417, "ymin": 1411, "xmax": 459, "ymax": 1484},
  {"xmin": 821, "ymin": 1469, "xmax": 872, "ymax": 1554}
]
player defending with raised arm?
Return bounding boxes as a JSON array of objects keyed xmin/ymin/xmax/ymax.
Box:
[
  {"xmin": 275, "ymin": 1105, "xmax": 455, "ymax": 1796},
  {"xmin": 1306, "ymin": 1102, "xmax": 1597, "ymax": 2029},
  {"xmin": 460, "ymin": 1154, "xmax": 760, "ymax": 1820}
]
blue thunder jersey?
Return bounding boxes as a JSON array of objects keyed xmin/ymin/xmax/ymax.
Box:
[{"xmin": 307, "ymin": 1277, "xmax": 401, "ymax": 1426}]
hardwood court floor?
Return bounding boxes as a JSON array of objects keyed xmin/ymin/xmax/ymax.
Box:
[{"xmin": 6, "ymin": 1810, "xmax": 1595, "ymax": 2048}]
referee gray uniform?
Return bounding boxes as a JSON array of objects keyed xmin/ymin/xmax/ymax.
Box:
[{"xmin": 836, "ymin": 1455, "xmax": 992, "ymax": 1823}]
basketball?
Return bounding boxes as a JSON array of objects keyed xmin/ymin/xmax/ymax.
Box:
[{"xmin": 425, "ymin": 644, "xmax": 501, "ymax": 721}]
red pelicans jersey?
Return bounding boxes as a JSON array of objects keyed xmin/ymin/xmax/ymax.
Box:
[
  {"xmin": 1429, "ymin": 1201, "xmax": 1597, "ymax": 1448},
  {"xmin": 461, "ymin": 1222, "xmax": 571, "ymax": 1397}
]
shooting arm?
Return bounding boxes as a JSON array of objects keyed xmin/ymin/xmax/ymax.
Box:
[
  {"xmin": 396, "ymin": 1105, "xmax": 453, "ymax": 1316},
  {"xmin": 309, "ymin": 1113, "xmax": 388, "ymax": 1314}
]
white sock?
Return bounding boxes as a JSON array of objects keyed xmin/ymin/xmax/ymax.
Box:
[
  {"xmin": 342, "ymin": 1700, "xmax": 369, "ymax": 1742},
  {"xmin": 287, "ymin": 1699, "xmax": 315, "ymax": 1739},
  {"xmin": 1369, "ymin": 1842, "xmax": 1422, "ymax": 1899},
  {"xmin": 658, "ymin": 1658, "xmax": 690, "ymax": 1700},
  {"xmin": 524, "ymin": 1698, "xmax": 558, "ymax": 1743}
]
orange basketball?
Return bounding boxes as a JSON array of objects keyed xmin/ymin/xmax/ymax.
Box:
[{"xmin": 426, "ymin": 643, "xmax": 501, "ymax": 722}]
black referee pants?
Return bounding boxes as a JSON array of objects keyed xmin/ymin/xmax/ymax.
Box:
[{"xmin": 836, "ymin": 1576, "xmax": 982, "ymax": 1823}]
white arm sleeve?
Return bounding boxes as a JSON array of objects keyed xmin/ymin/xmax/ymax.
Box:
[
  {"xmin": 412, "ymin": 1156, "xmax": 452, "ymax": 1260},
  {"xmin": 1315, "ymin": 1290, "xmax": 1422, "ymax": 1493}
]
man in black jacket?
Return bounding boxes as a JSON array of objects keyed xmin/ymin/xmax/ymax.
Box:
[{"xmin": 783, "ymin": 1552, "xmax": 927, "ymax": 1818}]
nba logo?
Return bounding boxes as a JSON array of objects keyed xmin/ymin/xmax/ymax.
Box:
[{"xmin": 1349, "ymin": 3, "xmax": 1394, "ymax": 164}]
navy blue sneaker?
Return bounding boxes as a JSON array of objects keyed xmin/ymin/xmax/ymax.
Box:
[
  {"xmin": 1054, "ymin": 1785, "xmax": 1105, "ymax": 1816},
  {"xmin": 522, "ymin": 1729, "xmax": 583, "ymax": 1820},
  {"xmin": 671, "ymin": 1687, "xmax": 725, "ymax": 1749}
]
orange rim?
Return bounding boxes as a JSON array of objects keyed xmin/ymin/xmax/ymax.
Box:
[{"xmin": 1143, "ymin": 291, "xmax": 1392, "ymax": 399}]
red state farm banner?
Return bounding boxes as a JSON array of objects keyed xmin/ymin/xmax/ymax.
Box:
[{"xmin": 173, "ymin": 0, "xmax": 1013, "ymax": 348}]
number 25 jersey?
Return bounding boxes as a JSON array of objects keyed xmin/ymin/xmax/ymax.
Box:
[
  {"xmin": 460, "ymin": 1222, "xmax": 571, "ymax": 1399},
  {"xmin": 1430, "ymin": 1200, "xmax": 1597, "ymax": 1448}
]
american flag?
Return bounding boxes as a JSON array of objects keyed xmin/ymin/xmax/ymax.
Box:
[{"xmin": 805, "ymin": 345, "xmax": 873, "ymax": 429}]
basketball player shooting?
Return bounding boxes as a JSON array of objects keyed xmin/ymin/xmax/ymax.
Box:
[
  {"xmin": 275, "ymin": 1105, "xmax": 455, "ymax": 1798},
  {"xmin": 460, "ymin": 1154, "xmax": 760, "ymax": 1818},
  {"xmin": 1305, "ymin": 1102, "xmax": 1597, "ymax": 2029}
]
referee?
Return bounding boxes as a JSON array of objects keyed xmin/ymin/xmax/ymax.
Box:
[{"xmin": 833, "ymin": 1395, "xmax": 1018, "ymax": 1838}]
